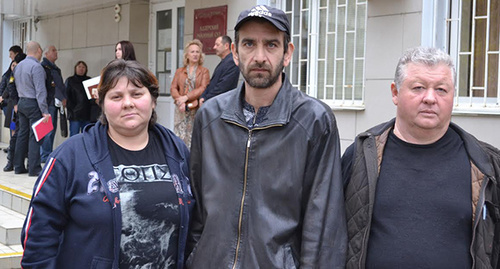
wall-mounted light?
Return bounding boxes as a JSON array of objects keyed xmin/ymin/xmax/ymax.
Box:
[
  {"xmin": 34, "ymin": 16, "xmax": 40, "ymax": 31},
  {"xmin": 114, "ymin": 4, "xmax": 121, "ymax": 22}
]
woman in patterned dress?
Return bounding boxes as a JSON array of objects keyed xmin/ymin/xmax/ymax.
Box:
[{"xmin": 170, "ymin": 39, "xmax": 210, "ymax": 148}]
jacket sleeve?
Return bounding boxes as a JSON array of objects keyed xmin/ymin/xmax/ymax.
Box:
[
  {"xmin": 186, "ymin": 110, "xmax": 204, "ymax": 257},
  {"xmin": 0, "ymin": 72, "xmax": 8, "ymax": 96},
  {"xmin": 9, "ymin": 81, "xmax": 19, "ymax": 105},
  {"xmin": 186, "ymin": 68, "xmax": 210, "ymax": 101},
  {"xmin": 170, "ymin": 68, "xmax": 183, "ymax": 100},
  {"xmin": 21, "ymin": 158, "xmax": 70, "ymax": 268},
  {"xmin": 300, "ymin": 111, "xmax": 347, "ymax": 268},
  {"xmin": 341, "ymin": 142, "xmax": 356, "ymax": 189},
  {"xmin": 202, "ymin": 63, "xmax": 239, "ymax": 101},
  {"xmin": 65, "ymin": 78, "xmax": 75, "ymax": 116}
]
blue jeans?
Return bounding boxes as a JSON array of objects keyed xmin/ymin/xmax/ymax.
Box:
[
  {"xmin": 69, "ymin": 120, "xmax": 90, "ymax": 136},
  {"xmin": 14, "ymin": 98, "xmax": 43, "ymax": 175},
  {"xmin": 40, "ymin": 105, "xmax": 57, "ymax": 162}
]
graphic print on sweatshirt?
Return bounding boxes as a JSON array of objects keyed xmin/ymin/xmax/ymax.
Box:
[{"xmin": 114, "ymin": 163, "xmax": 180, "ymax": 269}]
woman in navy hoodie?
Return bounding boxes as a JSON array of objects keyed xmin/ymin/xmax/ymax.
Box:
[{"xmin": 21, "ymin": 59, "xmax": 194, "ymax": 269}]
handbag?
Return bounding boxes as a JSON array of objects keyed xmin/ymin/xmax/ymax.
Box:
[{"xmin": 59, "ymin": 107, "xmax": 68, "ymax": 137}]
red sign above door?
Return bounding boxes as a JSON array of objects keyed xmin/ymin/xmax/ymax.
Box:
[{"xmin": 194, "ymin": 5, "xmax": 228, "ymax": 55}]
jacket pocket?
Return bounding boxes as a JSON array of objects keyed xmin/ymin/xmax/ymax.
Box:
[
  {"xmin": 481, "ymin": 201, "xmax": 499, "ymax": 255},
  {"xmin": 283, "ymin": 244, "xmax": 299, "ymax": 269},
  {"xmin": 91, "ymin": 256, "xmax": 113, "ymax": 269}
]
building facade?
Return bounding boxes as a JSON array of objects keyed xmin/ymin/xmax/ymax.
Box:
[{"xmin": 1, "ymin": 0, "xmax": 499, "ymax": 152}]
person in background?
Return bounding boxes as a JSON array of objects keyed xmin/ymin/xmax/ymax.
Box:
[
  {"xmin": 0, "ymin": 46, "xmax": 23, "ymax": 101},
  {"xmin": 0, "ymin": 45, "xmax": 23, "ymax": 106},
  {"xmin": 187, "ymin": 5, "xmax": 346, "ymax": 268},
  {"xmin": 2, "ymin": 53, "xmax": 26, "ymax": 172},
  {"xmin": 170, "ymin": 39, "xmax": 210, "ymax": 148},
  {"xmin": 40, "ymin": 45, "xmax": 67, "ymax": 163},
  {"xmin": 342, "ymin": 47, "xmax": 500, "ymax": 268},
  {"xmin": 199, "ymin": 35, "xmax": 240, "ymax": 105},
  {"xmin": 0, "ymin": 45, "xmax": 23, "ymax": 153},
  {"xmin": 21, "ymin": 59, "xmax": 194, "ymax": 269},
  {"xmin": 115, "ymin": 40, "xmax": 137, "ymax": 61},
  {"xmin": 65, "ymin": 60, "xmax": 91, "ymax": 136},
  {"xmin": 13, "ymin": 41, "xmax": 50, "ymax": 177}
]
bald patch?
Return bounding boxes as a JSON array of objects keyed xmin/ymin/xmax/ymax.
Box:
[{"xmin": 26, "ymin": 41, "xmax": 41, "ymax": 54}]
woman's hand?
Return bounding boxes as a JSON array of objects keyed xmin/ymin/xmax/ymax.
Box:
[
  {"xmin": 178, "ymin": 102, "xmax": 186, "ymax": 112},
  {"xmin": 175, "ymin": 95, "xmax": 189, "ymax": 112},
  {"xmin": 177, "ymin": 95, "xmax": 189, "ymax": 104}
]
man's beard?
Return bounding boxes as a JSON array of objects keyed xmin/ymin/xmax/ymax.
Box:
[{"xmin": 240, "ymin": 57, "xmax": 284, "ymax": 89}]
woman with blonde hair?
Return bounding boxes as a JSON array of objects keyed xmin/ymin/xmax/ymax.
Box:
[{"xmin": 170, "ymin": 39, "xmax": 210, "ymax": 147}]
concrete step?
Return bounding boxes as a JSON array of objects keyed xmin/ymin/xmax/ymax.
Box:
[
  {"xmin": 0, "ymin": 206, "xmax": 24, "ymax": 246},
  {"xmin": 0, "ymin": 243, "xmax": 22, "ymax": 269},
  {"xmin": 0, "ymin": 184, "xmax": 31, "ymax": 216}
]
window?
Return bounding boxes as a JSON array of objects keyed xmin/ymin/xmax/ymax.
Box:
[
  {"xmin": 447, "ymin": 0, "xmax": 500, "ymax": 113},
  {"xmin": 13, "ymin": 19, "xmax": 31, "ymax": 50},
  {"xmin": 281, "ymin": 0, "xmax": 367, "ymax": 109}
]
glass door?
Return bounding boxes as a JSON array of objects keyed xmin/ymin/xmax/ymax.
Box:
[{"xmin": 150, "ymin": 1, "xmax": 185, "ymax": 96}]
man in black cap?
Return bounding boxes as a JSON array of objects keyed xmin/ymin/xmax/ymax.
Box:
[{"xmin": 188, "ymin": 5, "xmax": 347, "ymax": 269}]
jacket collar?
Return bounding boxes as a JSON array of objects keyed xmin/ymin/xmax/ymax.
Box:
[
  {"xmin": 41, "ymin": 57, "xmax": 59, "ymax": 70},
  {"xmin": 220, "ymin": 72, "xmax": 293, "ymax": 127},
  {"xmin": 82, "ymin": 121, "xmax": 187, "ymax": 167},
  {"xmin": 359, "ymin": 118, "xmax": 495, "ymax": 177},
  {"xmin": 449, "ymin": 122, "xmax": 494, "ymax": 177},
  {"xmin": 221, "ymin": 52, "xmax": 233, "ymax": 64}
]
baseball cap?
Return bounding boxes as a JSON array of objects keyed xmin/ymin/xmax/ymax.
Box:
[{"xmin": 234, "ymin": 5, "xmax": 290, "ymax": 36}]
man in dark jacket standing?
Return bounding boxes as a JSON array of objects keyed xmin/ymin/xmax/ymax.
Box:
[
  {"xmin": 342, "ymin": 47, "xmax": 500, "ymax": 268},
  {"xmin": 199, "ymin": 35, "xmax": 239, "ymax": 105},
  {"xmin": 40, "ymin": 45, "xmax": 67, "ymax": 162},
  {"xmin": 187, "ymin": 5, "xmax": 347, "ymax": 269}
]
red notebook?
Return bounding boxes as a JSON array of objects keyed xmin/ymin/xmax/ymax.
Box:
[{"xmin": 31, "ymin": 115, "xmax": 53, "ymax": 142}]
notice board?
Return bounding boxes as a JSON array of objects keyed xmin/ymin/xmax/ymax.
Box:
[{"xmin": 194, "ymin": 5, "xmax": 228, "ymax": 55}]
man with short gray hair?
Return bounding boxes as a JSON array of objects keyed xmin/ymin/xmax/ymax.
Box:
[
  {"xmin": 342, "ymin": 46, "xmax": 500, "ymax": 268},
  {"xmin": 40, "ymin": 45, "xmax": 67, "ymax": 162}
]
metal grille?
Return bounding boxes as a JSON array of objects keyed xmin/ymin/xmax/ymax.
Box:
[
  {"xmin": 448, "ymin": 0, "xmax": 500, "ymax": 113},
  {"xmin": 283, "ymin": 0, "xmax": 367, "ymax": 109}
]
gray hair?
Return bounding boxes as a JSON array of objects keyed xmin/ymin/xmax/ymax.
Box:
[
  {"xmin": 44, "ymin": 45, "xmax": 56, "ymax": 54},
  {"xmin": 394, "ymin": 47, "xmax": 456, "ymax": 90}
]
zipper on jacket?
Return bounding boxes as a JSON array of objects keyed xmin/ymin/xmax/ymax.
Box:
[
  {"xmin": 232, "ymin": 129, "xmax": 253, "ymax": 269},
  {"xmin": 470, "ymin": 175, "xmax": 490, "ymax": 269},
  {"xmin": 358, "ymin": 227, "xmax": 370, "ymax": 268},
  {"xmin": 224, "ymin": 118, "xmax": 284, "ymax": 269}
]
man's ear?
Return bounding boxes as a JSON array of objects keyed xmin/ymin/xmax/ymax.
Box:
[
  {"xmin": 231, "ymin": 43, "xmax": 239, "ymax": 66},
  {"xmin": 283, "ymin": 43, "xmax": 295, "ymax": 67},
  {"xmin": 391, "ymin": 82, "xmax": 399, "ymax": 106}
]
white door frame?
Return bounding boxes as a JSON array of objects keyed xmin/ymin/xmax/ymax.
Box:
[{"xmin": 149, "ymin": 0, "xmax": 185, "ymax": 130}]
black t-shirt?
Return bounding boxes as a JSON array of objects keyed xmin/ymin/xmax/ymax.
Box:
[
  {"xmin": 108, "ymin": 131, "xmax": 180, "ymax": 269},
  {"xmin": 366, "ymin": 128, "xmax": 472, "ymax": 269}
]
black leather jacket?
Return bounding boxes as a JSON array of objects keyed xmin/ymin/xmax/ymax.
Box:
[
  {"xmin": 187, "ymin": 74, "xmax": 347, "ymax": 269},
  {"xmin": 342, "ymin": 119, "xmax": 500, "ymax": 268}
]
